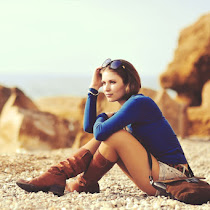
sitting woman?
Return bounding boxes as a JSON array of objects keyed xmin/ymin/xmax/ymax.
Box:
[{"xmin": 16, "ymin": 58, "xmax": 192, "ymax": 197}]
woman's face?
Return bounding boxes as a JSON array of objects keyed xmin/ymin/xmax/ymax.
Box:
[{"xmin": 101, "ymin": 70, "xmax": 127, "ymax": 105}]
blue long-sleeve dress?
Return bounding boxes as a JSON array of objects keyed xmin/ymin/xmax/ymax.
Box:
[{"xmin": 84, "ymin": 88, "xmax": 188, "ymax": 165}]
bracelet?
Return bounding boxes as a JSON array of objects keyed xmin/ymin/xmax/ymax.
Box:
[{"xmin": 88, "ymin": 90, "xmax": 99, "ymax": 96}]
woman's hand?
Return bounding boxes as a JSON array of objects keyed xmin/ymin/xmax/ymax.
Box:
[
  {"xmin": 105, "ymin": 112, "xmax": 115, "ymax": 118},
  {"xmin": 89, "ymin": 67, "xmax": 103, "ymax": 90}
]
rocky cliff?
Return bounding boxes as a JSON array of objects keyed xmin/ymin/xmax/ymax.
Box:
[
  {"xmin": 160, "ymin": 13, "xmax": 210, "ymax": 136},
  {"xmin": 160, "ymin": 13, "xmax": 210, "ymax": 106}
]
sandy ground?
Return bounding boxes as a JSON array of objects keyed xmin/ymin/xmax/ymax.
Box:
[{"xmin": 0, "ymin": 138, "xmax": 209, "ymax": 210}]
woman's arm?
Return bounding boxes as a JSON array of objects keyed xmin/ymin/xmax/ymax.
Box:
[
  {"xmin": 93, "ymin": 97, "xmax": 138, "ymax": 140},
  {"xmin": 83, "ymin": 67, "xmax": 102, "ymax": 133},
  {"xmin": 83, "ymin": 88, "xmax": 99, "ymax": 133},
  {"xmin": 93, "ymin": 96, "xmax": 162, "ymax": 141}
]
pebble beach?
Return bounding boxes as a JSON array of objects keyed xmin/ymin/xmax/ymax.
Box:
[{"xmin": 0, "ymin": 138, "xmax": 209, "ymax": 210}]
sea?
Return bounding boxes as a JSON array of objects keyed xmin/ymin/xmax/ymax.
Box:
[{"xmin": 0, "ymin": 74, "xmax": 173, "ymax": 99}]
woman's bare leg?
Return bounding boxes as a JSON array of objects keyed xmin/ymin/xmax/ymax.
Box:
[
  {"xmin": 82, "ymin": 138, "xmax": 101, "ymax": 154},
  {"xmin": 117, "ymin": 159, "xmax": 134, "ymax": 181},
  {"xmin": 98, "ymin": 130, "xmax": 159, "ymax": 195}
]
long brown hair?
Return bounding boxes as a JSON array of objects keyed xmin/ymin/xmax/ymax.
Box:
[{"xmin": 101, "ymin": 59, "xmax": 141, "ymax": 99}]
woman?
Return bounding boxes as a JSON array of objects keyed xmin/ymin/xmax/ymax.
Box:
[{"xmin": 16, "ymin": 58, "xmax": 191, "ymax": 197}]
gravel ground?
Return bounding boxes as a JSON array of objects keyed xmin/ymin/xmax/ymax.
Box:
[{"xmin": 0, "ymin": 138, "xmax": 209, "ymax": 210}]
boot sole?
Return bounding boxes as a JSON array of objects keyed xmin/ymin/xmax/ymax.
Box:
[{"xmin": 16, "ymin": 182, "xmax": 64, "ymax": 196}]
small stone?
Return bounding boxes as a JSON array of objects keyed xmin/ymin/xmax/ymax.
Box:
[{"xmin": 4, "ymin": 168, "xmax": 11, "ymax": 173}]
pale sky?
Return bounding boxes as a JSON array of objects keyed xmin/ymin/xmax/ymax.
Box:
[{"xmin": 0, "ymin": 0, "xmax": 209, "ymax": 76}]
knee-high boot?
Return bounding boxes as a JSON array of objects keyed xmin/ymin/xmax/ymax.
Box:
[
  {"xmin": 66, "ymin": 150, "xmax": 115, "ymax": 193},
  {"xmin": 16, "ymin": 148, "xmax": 93, "ymax": 196}
]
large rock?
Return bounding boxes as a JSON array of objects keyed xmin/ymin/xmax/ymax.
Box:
[
  {"xmin": 160, "ymin": 13, "xmax": 210, "ymax": 106},
  {"xmin": 0, "ymin": 87, "xmax": 78, "ymax": 152},
  {"xmin": 187, "ymin": 80, "xmax": 210, "ymax": 136}
]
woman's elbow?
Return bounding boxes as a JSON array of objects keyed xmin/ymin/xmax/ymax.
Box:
[
  {"xmin": 83, "ymin": 125, "xmax": 93, "ymax": 133},
  {"xmin": 94, "ymin": 132, "xmax": 106, "ymax": 141}
]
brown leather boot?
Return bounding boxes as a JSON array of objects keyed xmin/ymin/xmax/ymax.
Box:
[
  {"xmin": 16, "ymin": 148, "xmax": 93, "ymax": 196},
  {"xmin": 66, "ymin": 150, "xmax": 115, "ymax": 193}
]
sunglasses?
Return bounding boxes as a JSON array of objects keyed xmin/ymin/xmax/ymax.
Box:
[{"xmin": 101, "ymin": 58, "xmax": 126, "ymax": 70}]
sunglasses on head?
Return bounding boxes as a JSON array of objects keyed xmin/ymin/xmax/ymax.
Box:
[{"xmin": 101, "ymin": 58, "xmax": 126, "ymax": 70}]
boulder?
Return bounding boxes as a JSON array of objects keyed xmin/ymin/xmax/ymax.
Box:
[
  {"xmin": 187, "ymin": 80, "xmax": 210, "ymax": 136},
  {"xmin": 0, "ymin": 87, "xmax": 79, "ymax": 152},
  {"xmin": 160, "ymin": 13, "xmax": 210, "ymax": 106}
]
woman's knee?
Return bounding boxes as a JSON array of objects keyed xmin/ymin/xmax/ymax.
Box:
[{"xmin": 98, "ymin": 132, "xmax": 126, "ymax": 162}]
